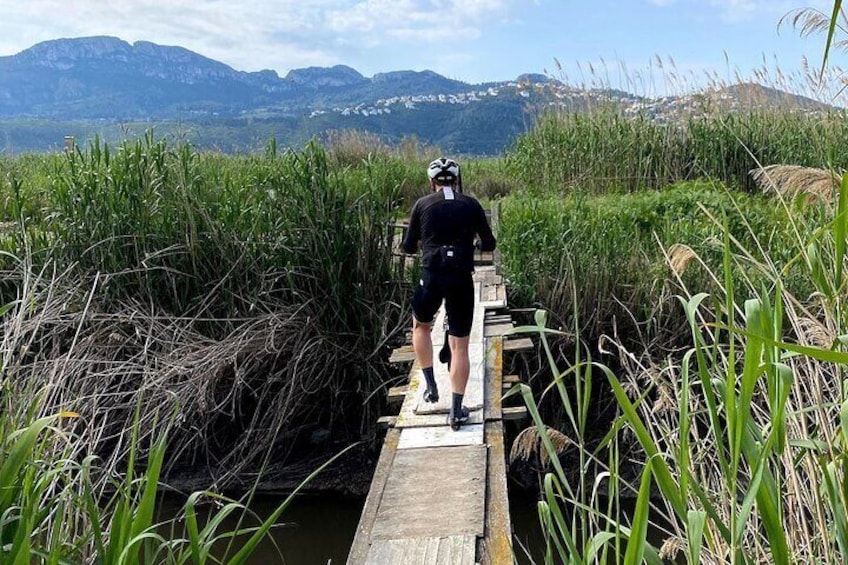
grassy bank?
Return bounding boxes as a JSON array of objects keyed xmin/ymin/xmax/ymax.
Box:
[
  {"xmin": 503, "ymin": 105, "xmax": 848, "ymax": 563},
  {"xmin": 0, "ymin": 136, "xmax": 426, "ymax": 488}
]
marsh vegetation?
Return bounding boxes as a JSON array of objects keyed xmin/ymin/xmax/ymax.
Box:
[{"xmin": 4, "ymin": 36, "xmax": 848, "ymax": 562}]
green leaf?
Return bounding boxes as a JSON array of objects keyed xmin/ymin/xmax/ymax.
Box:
[
  {"xmin": 0, "ymin": 415, "xmax": 60, "ymax": 512},
  {"xmin": 624, "ymin": 458, "xmax": 653, "ymax": 565},
  {"xmin": 712, "ymin": 323, "xmax": 848, "ymax": 365},
  {"xmin": 687, "ymin": 510, "xmax": 707, "ymax": 565},
  {"xmin": 835, "ymin": 172, "xmax": 848, "ymax": 287},
  {"xmin": 821, "ymin": 1, "xmax": 845, "ymax": 81}
]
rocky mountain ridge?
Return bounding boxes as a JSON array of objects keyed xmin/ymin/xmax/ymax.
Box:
[{"xmin": 0, "ymin": 36, "xmax": 837, "ymax": 155}]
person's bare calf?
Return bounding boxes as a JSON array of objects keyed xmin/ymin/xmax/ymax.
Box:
[
  {"xmin": 448, "ymin": 335, "xmax": 470, "ymax": 429},
  {"xmin": 413, "ymin": 317, "xmax": 438, "ymax": 402}
]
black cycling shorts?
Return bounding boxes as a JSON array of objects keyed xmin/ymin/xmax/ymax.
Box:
[{"xmin": 412, "ymin": 268, "xmax": 474, "ymax": 337}]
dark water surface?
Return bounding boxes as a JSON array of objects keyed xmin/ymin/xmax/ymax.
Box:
[{"xmin": 158, "ymin": 487, "xmax": 546, "ymax": 564}]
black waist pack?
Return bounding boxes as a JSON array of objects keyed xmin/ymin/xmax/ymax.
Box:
[{"xmin": 438, "ymin": 245, "xmax": 464, "ymax": 270}]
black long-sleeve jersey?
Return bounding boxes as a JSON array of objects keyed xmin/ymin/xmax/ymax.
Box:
[{"xmin": 401, "ymin": 188, "xmax": 496, "ymax": 272}]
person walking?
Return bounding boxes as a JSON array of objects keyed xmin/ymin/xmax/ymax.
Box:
[{"xmin": 401, "ymin": 157, "xmax": 496, "ymax": 430}]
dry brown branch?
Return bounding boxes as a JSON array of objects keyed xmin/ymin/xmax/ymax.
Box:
[{"xmin": 1, "ymin": 260, "xmax": 394, "ymax": 489}]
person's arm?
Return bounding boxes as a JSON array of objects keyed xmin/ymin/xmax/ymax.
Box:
[
  {"xmin": 475, "ymin": 202, "xmax": 496, "ymax": 252},
  {"xmin": 401, "ymin": 201, "xmax": 421, "ymax": 254}
]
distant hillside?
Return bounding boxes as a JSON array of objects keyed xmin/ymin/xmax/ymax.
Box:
[
  {"xmin": 0, "ymin": 36, "xmax": 839, "ymax": 155},
  {"xmin": 0, "ymin": 36, "xmax": 474, "ymax": 119}
]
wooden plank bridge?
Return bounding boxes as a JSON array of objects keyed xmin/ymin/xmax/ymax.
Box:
[{"xmin": 347, "ymin": 213, "xmax": 532, "ymax": 565}]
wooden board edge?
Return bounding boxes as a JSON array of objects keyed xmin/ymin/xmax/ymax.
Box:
[
  {"xmin": 477, "ymin": 421, "xmax": 514, "ymax": 564},
  {"xmin": 347, "ymin": 427, "xmax": 401, "ymax": 565}
]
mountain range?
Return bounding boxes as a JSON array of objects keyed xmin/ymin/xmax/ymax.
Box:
[{"xmin": 0, "ymin": 36, "xmax": 836, "ymax": 155}]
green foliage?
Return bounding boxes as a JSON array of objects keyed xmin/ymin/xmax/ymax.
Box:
[
  {"xmin": 512, "ymin": 172, "xmax": 848, "ymax": 563},
  {"xmin": 506, "ymin": 108, "xmax": 848, "ymax": 194},
  {"xmin": 0, "ymin": 407, "xmax": 351, "ymax": 563},
  {"xmin": 0, "ymin": 135, "xmax": 415, "ymax": 500},
  {"xmin": 1, "ymin": 135, "xmax": 407, "ymax": 320},
  {"xmin": 498, "ymin": 181, "xmax": 818, "ymax": 345}
]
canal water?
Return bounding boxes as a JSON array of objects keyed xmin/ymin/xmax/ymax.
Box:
[{"xmin": 158, "ymin": 486, "xmax": 547, "ymax": 564}]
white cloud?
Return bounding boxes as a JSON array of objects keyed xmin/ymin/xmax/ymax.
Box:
[
  {"xmin": 0, "ymin": 0, "xmax": 522, "ymax": 75},
  {"xmin": 707, "ymin": 0, "xmax": 833, "ymax": 23},
  {"xmin": 646, "ymin": 0, "xmax": 833, "ymax": 23}
]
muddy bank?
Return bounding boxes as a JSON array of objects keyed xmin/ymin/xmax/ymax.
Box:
[{"xmin": 162, "ymin": 440, "xmax": 379, "ymax": 498}]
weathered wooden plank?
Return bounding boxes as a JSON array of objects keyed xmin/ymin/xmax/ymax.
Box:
[
  {"xmin": 502, "ymin": 406, "xmax": 528, "ymax": 421},
  {"xmin": 396, "ymin": 407, "xmax": 484, "ymax": 429},
  {"xmin": 398, "ymin": 423, "xmax": 484, "ymax": 449},
  {"xmin": 484, "ymin": 314, "xmax": 512, "ymax": 325},
  {"xmin": 387, "ymin": 385, "xmax": 408, "ymax": 405},
  {"xmin": 377, "ymin": 416, "xmax": 397, "ymax": 429},
  {"xmin": 503, "ymin": 337, "xmax": 533, "ymax": 352},
  {"xmin": 474, "ymin": 251, "xmax": 494, "ymax": 264},
  {"xmin": 347, "ymin": 428, "xmax": 402, "ymax": 565},
  {"xmin": 370, "ymin": 445, "xmax": 487, "ymax": 540},
  {"xmin": 496, "ymin": 284, "xmax": 507, "ymax": 308},
  {"xmin": 484, "ymin": 323, "xmax": 514, "ymax": 337},
  {"xmin": 483, "ymin": 337, "xmax": 503, "ymax": 422},
  {"xmin": 469, "ymin": 281, "xmax": 485, "ymax": 344},
  {"xmin": 389, "ymin": 345, "xmax": 416, "ymax": 364},
  {"xmin": 478, "ymin": 422, "xmax": 513, "ymax": 565},
  {"xmin": 485, "ymin": 282, "xmax": 496, "ymax": 303},
  {"xmin": 438, "ymin": 535, "xmax": 476, "ymax": 564},
  {"xmin": 365, "ymin": 536, "xmax": 476, "ymax": 565}
]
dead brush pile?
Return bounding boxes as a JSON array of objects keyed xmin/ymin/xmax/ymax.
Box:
[
  {"xmin": 2, "ymin": 261, "xmax": 402, "ymax": 488},
  {"xmin": 1, "ymin": 138, "xmax": 413, "ymax": 488}
]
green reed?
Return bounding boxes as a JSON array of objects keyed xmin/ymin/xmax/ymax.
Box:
[
  {"xmin": 0, "ymin": 135, "xmax": 426, "ymax": 491},
  {"xmin": 0, "ymin": 267, "xmax": 356, "ymax": 564},
  {"xmin": 0, "ymin": 407, "xmax": 352, "ymax": 564},
  {"xmin": 512, "ymin": 171, "xmax": 848, "ymax": 563},
  {"xmin": 1, "ymin": 134, "xmax": 408, "ymax": 318},
  {"xmin": 506, "ymin": 108, "xmax": 848, "ymax": 194},
  {"xmin": 498, "ymin": 181, "xmax": 818, "ymax": 348}
]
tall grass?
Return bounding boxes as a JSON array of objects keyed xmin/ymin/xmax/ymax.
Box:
[
  {"xmin": 0, "ymin": 406, "xmax": 353, "ymax": 564},
  {"xmin": 0, "ymin": 135, "xmax": 418, "ymax": 484},
  {"xmin": 498, "ymin": 181, "xmax": 820, "ymax": 349},
  {"xmin": 504, "ymin": 51, "xmax": 848, "ymax": 559},
  {"xmin": 506, "ymin": 109, "xmax": 848, "ymax": 194},
  {"xmin": 508, "ymin": 165, "xmax": 848, "ymax": 562},
  {"xmin": 0, "ymin": 265, "xmax": 360, "ymax": 564},
  {"xmin": 510, "ymin": 189, "xmax": 848, "ymax": 563}
]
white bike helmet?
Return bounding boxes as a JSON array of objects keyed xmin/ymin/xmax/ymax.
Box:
[{"xmin": 427, "ymin": 157, "xmax": 460, "ymax": 183}]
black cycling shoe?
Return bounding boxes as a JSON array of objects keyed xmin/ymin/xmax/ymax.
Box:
[
  {"xmin": 423, "ymin": 387, "xmax": 439, "ymax": 403},
  {"xmin": 448, "ymin": 406, "xmax": 470, "ymax": 431}
]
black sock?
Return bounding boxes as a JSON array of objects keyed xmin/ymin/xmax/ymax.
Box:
[
  {"xmin": 422, "ymin": 367, "xmax": 437, "ymax": 393},
  {"xmin": 451, "ymin": 392, "xmax": 464, "ymax": 417}
]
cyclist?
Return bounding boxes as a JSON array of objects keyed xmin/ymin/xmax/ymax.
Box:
[{"xmin": 401, "ymin": 157, "xmax": 496, "ymax": 430}]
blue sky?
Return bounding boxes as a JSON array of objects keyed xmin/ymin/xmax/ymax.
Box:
[{"xmin": 1, "ymin": 1, "xmax": 842, "ymax": 97}]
